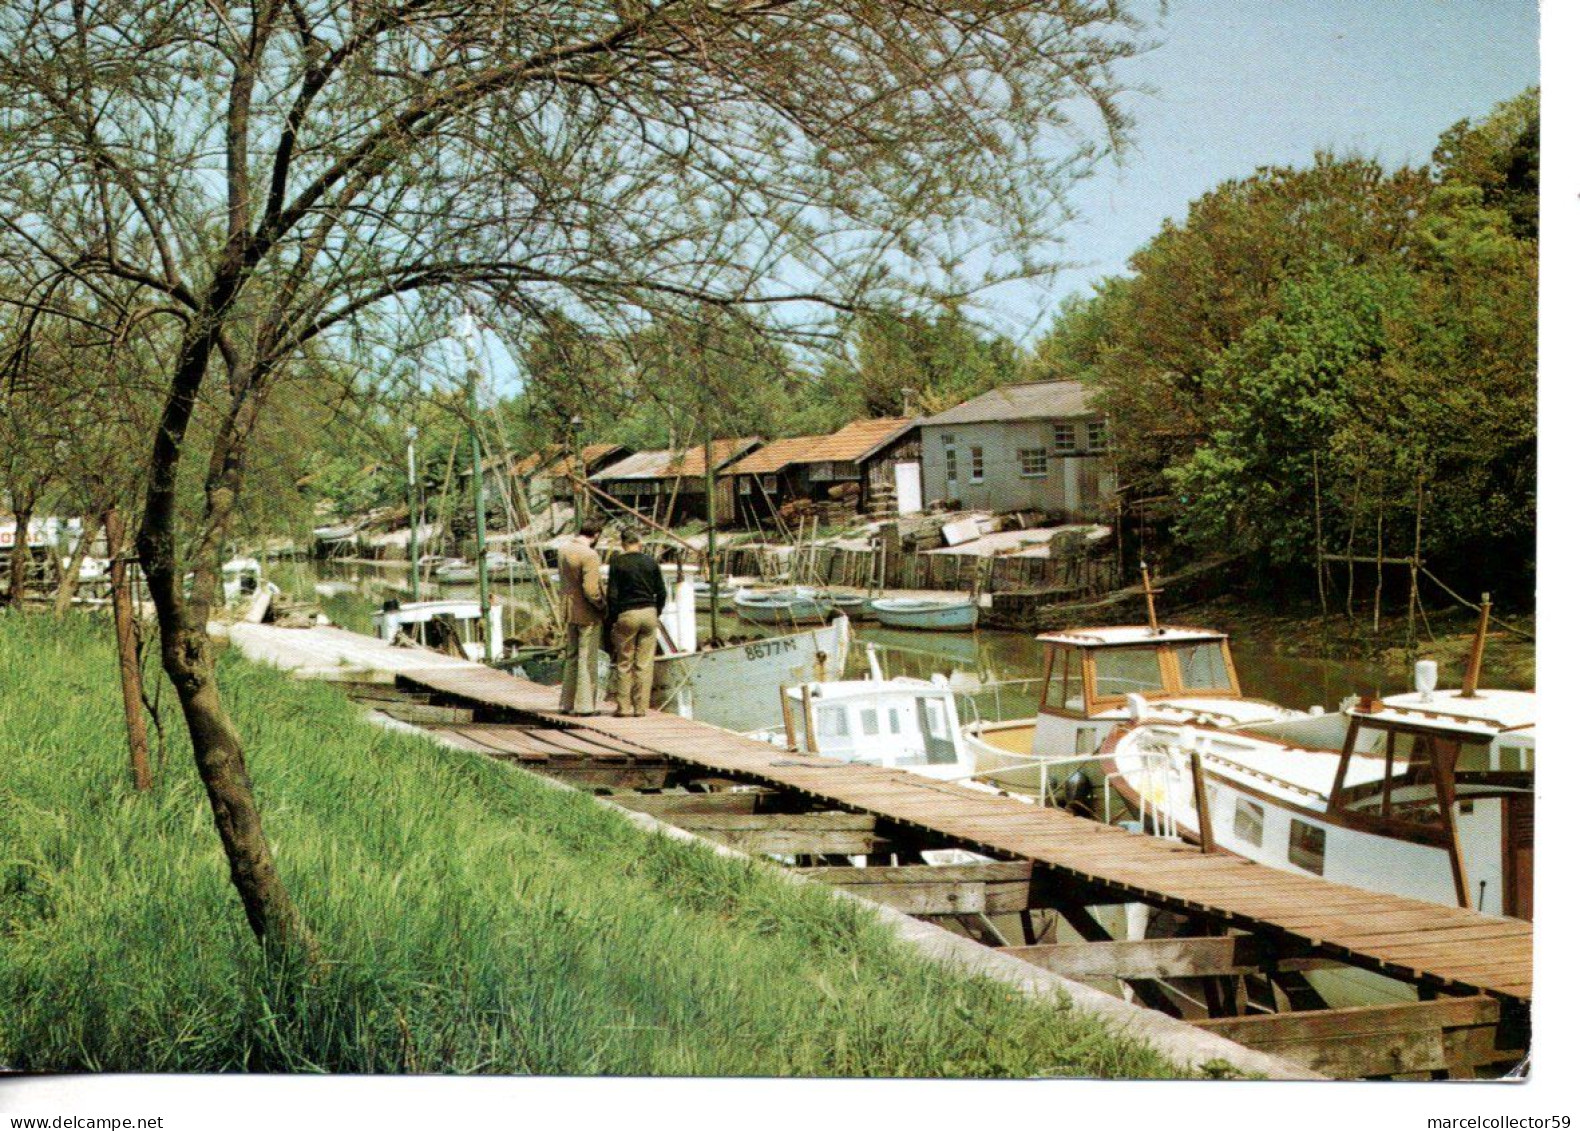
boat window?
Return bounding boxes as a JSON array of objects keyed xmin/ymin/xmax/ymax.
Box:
[
  {"xmin": 817, "ymin": 706, "xmax": 849, "ymax": 740},
  {"xmin": 1288, "ymin": 819, "xmax": 1325, "ymax": 875},
  {"xmin": 1172, "ymin": 642, "xmax": 1231, "ymax": 692},
  {"xmin": 1233, "ymin": 799, "xmax": 1264, "ymax": 847},
  {"xmin": 1074, "ymin": 727, "xmax": 1097, "ymax": 755},
  {"xmin": 923, "ymin": 698, "xmax": 947, "ymax": 736},
  {"xmin": 1091, "ymin": 647, "xmax": 1165, "ymax": 700},
  {"xmin": 888, "ymin": 707, "xmax": 902, "ymax": 733},
  {"xmin": 1042, "ymin": 645, "xmax": 1082, "ymax": 712},
  {"xmin": 1336, "ymin": 726, "xmax": 1445, "ymax": 825},
  {"xmin": 860, "ymin": 708, "xmax": 880, "ymax": 737}
]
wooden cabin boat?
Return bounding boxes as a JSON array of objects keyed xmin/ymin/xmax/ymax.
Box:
[
  {"xmin": 961, "ymin": 625, "xmax": 1304, "ymax": 796},
  {"xmin": 373, "ymin": 597, "xmax": 504, "ymax": 663},
  {"xmin": 754, "ymin": 673, "xmax": 975, "ymax": 780},
  {"xmin": 1103, "ymin": 661, "xmax": 1533, "ymax": 921},
  {"xmin": 869, "ymin": 595, "xmax": 978, "ymax": 631},
  {"xmin": 732, "ymin": 586, "xmax": 835, "ymax": 625}
]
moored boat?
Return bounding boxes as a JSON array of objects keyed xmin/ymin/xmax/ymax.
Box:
[
  {"xmin": 962, "ymin": 623, "xmax": 1306, "ymax": 797},
  {"xmin": 732, "ymin": 586, "xmax": 834, "ymax": 625},
  {"xmin": 869, "ymin": 595, "xmax": 978, "ymax": 631},
  {"xmin": 373, "ymin": 597, "xmax": 504, "ymax": 663}
]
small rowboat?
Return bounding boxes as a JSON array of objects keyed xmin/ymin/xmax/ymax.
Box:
[
  {"xmin": 829, "ymin": 593, "xmax": 873, "ymax": 619},
  {"xmin": 869, "ymin": 596, "xmax": 979, "ymax": 631},
  {"xmin": 732, "ymin": 586, "xmax": 834, "ymax": 625}
]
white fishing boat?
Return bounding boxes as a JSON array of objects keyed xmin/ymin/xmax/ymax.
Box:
[
  {"xmin": 372, "ymin": 597, "xmax": 504, "ymax": 663},
  {"xmin": 732, "ymin": 586, "xmax": 835, "ymax": 625},
  {"xmin": 1103, "ymin": 659, "xmax": 1533, "ymax": 921},
  {"xmin": 754, "ymin": 671, "xmax": 975, "ymax": 780},
  {"xmin": 961, "ymin": 623, "xmax": 1306, "ymax": 800},
  {"xmin": 221, "ymin": 556, "xmax": 275, "ymax": 604},
  {"xmin": 869, "ymin": 595, "xmax": 978, "ymax": 631},
  {"xmin": 435, "ymin": 552, "xmax": 535, "ymax": 583}
]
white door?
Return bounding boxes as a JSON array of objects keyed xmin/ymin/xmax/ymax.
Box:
[{"xmin": 895, "ymin": 461, "xmax": 922, "ymax": 515}]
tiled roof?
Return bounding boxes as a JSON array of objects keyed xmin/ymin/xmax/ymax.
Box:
[
  {"xmin": 921, "ymin": 380, "xmax": 1097, "ymax": 426},
  {"xmin": 725, "ymin": 418, "xmax": 917, "ymax": 475},
  {"xmin": 592, "ymin": 437, "xmax": 759, "ymax": 481},
  {"xmin": 543, "ymin": 443, "xmax": 626, "ymax": 478}
]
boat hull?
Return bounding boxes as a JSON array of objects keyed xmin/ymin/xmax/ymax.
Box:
[
  {"xmin": 650, "ymin": 615, "xmax": 851, "ymax": 732},
  {"xmin": 732, "ymin": 588, "xmax": 835, "ymax": 625},
  {"xmin": 870, "ymin": 599, "xmax": 978, "ymax": 631}
]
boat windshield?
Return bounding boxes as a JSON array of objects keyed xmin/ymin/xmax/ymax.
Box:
[
  {"xmin": 1091, "ymin": 647, "xmax": 1165, "ymax": 700},
  {"xmin": 1171, "ymin": 641, "xmax": 1232, "ymax": 692}
]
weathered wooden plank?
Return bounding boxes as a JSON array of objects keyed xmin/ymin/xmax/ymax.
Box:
[
  {"xmin": 1195, "ymin": 997, "xmax": 1511, "ymax": 1079},
  {"xmin": 796, "ymin": 862, "xmax": 1035, "ymax": 914},
  {"xmin": 999, "ymin": 936, "xmax": 1343, "ymax": 981},
  {"xmin": 373, "ymin": 701, "xmax": 475, "ymax": 725},
  {"xmin": 669, "ymin": 812, "xmax": 880, "ymax": 856},
  {"xmin": 612, "ymin": 791, "xmax": 766, "ymax": 816}
]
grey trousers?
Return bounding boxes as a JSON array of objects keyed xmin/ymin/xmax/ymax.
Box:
[{"xmin": 559, "ymin": 621, "xmax": 601, "ymax": 713}]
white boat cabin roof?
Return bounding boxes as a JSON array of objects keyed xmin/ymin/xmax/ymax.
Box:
[
  {"xmin": 783, "ymin": 677, "xmax": 949, "ymax": 704},
  {"xmin": 1348, "ymin": 688, "xmax": 1536, "ymax": 740},
  {"xmin": 380, "ymin": 599, "xmax": 484, "ymax": 624},
  {"xmin": 1036, "ymin": 625, "xmax": 1226, "ymax": 649}
]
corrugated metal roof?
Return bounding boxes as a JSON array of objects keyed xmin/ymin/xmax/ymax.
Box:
[
  {"xmin": 725, "ymin": 418, "xmax": 917, "ymax": 475},
  {"xmin": 592, "ymin": 437, "xmax": 759, "ymax": 481},
  {"xmin": 921, "ymin": 380, "xmax": 1097, "ymax": 426}
]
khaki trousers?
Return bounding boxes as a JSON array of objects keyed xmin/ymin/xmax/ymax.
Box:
[
  {"xmin": 559, "ymin": 621, "xmax": 601, "ymax": 714},
  {"xmin": 610, "ymin": 606, "xmax": 660, "ymax": 717}
]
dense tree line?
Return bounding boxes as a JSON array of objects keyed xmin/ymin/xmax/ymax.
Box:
[{"xmin": 1029, "ymin": 90, "xmax": 1537, "ymax": 598}]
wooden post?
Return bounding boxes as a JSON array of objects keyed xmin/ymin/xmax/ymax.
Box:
[
  {"xmin": 104, "ymin": 509, "xmax": 152, "ymax": 791},
  {"xmin": 1372, "ymin": 510, "xmax": 1383, "ymax": 636},
  {"xmin": 1140, "ymin": 561, "xmax": 1159, "ymax": 634},
  {"xmin": 1460, "ymin": 594, "xmax": 1491, "ymax": 699},
  {"xmin": 780, "ymin": 686, "xmax": 799, "ymax": 752},
  {"xmin": 801, "ymin": 684, "xmax": 819, "ymax": 753},
  {"xmin": 1189, "ymin": 743, "xmax": 1215, "ymax": 854},
  {"xmin": 1313, "ymin": 451, "xmax": 1327, "ymax": 615}
]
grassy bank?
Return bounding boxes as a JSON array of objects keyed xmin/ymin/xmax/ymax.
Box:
[{"xmin": 0, "ymin": 613, "xmax": 1184, "ymax": 1077}]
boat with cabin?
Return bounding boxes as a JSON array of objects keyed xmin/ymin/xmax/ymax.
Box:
[
  {"xmin": 373, "ymin": 597, "xmax": 504, "ymax": 663},
  {"xmin": 1102, "ymin": 635, "xmax": 1533, "ymax": 922},
  {"xmin": 962, "ymin": 623, "xmax": 1305, "ymax": 798}
]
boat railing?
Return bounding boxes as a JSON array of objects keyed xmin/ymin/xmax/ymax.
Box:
[
  {"xmin": 1102, "ymin": 742, "xmax": 1182, "ymax": 841},
  {"xmin": 939, "ymin": 751, "xmax": 1097, "ymax": 808},
  {"xmin": 953, "ymin": 678, "xmax": 1044, "ymax": 728}
]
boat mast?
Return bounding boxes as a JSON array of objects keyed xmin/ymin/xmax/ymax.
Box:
[
  {"xmin": 704, "ymin": 421, "xmax": 719, "ymax": 647},
  {"xmin": 1140, "ymin": 561, "xmax": 1160, "ymax": 634},
  {"xmin": 406, "ymin": 423, "xmax": 420, "ymax": 599},
  {"xmin": 458, "ymin": 308, "xmax": 492, "ymax": 659},
  {"xmin": 1459, "ymin": 593, "xmax": 1492, "ymax": 699}
]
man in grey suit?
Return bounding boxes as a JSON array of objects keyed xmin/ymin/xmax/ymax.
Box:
[{"xmin": 557, "ymin": 517, "xmax": 606, "ymax": 715}]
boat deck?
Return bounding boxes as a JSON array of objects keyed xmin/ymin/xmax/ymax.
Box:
[{"xmin": 393, "ymin": 661, "xmax": 1532, "ymax": 1004}]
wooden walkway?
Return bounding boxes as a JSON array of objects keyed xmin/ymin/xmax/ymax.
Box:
[{"xmin": 395, "ymin": 662, "xmax": 1533, "ymax": 1005}]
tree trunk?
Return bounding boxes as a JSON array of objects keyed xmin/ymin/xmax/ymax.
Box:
[
  {"xmin": 137, "ymin": 309, "xmax": 317, "ymax": 962},
  {"xmin": 7, "ymin": 504, "xmax": 31, "ymax": 608},
  {"xmin": 54, "ymin": 511, "xmax": 105, "ymax": 617},
  {"xmin": 105, "ymin": 508, "xmax": 153, "ymax": 791}
]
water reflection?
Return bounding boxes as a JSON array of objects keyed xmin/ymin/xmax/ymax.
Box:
[{"xmin": 269, "ymin": 558, "xmax": 1528, "ymax": 733}]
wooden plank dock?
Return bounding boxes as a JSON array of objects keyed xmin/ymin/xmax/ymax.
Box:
[
  {"xmin": 225, "ymin": 625, "xmax": 1530, "ymax": 1076},
  {"xmin": 393, "ymin": 662, "xmax": 1532, "ymax": 1005}
]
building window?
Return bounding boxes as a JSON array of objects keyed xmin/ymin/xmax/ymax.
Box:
[
  {"xmin": 969, "ymin": 446, "xmax": 984, "ymax": 482},
  {"xmin": 1288, "ymin": 819, "xmax": 1326, "ymax": 875},
  {"xmin": 1087, "ymin": 420, "xmax": 1109, "ymax": 453},
  {"xmin": 808, "ymin": 461, "xmax": 834, "ymax": 482},
  {"xmin": 944, "ymin": 447, "xmax": 958, "ymax": 482},
  {"xmin": 1018, "ymin": 448, "xmax": 1048, "ymax": 478},
  {"xmin": 1051, "ymin": 423, "xmax": 1076, "ymax": 454},
  {"xmin": 737, "ymin": 478, "xmax": 751, "ymax": 495},
  {"xmin": 762, "ymin": 474, "xmax": 778, "ymax": 493}
]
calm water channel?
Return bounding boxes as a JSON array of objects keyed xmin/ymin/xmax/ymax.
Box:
[{"xmin": 267, "ymin": 558, "xmax": 1516, "ymax": 733}]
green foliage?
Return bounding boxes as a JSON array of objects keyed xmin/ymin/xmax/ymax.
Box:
[
  {"xmin": 1033, "ymin": 93, "xmax": 1536, "ymax": 590},
  {"xmin": 0, "ymin": 614, "xmax": 1186, "ymax": 1078},
  {"xmin": 819, "ymin": 308, "xmax": 1026, "ymax": 418}
]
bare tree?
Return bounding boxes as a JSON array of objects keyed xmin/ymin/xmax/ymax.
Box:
[{"xmin": 0, "ymin": 0, "xmax": 1142, "ymax": 957}]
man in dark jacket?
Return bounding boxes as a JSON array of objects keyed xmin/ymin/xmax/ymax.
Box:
[{"xmin": 604, "ymin": 527, "xmax": 667, "ymax": 717}]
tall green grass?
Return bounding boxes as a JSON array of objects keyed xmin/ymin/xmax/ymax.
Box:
[{"xmin": 0, "ymin": 612, "xmax": 1185, "ymax": 1077}]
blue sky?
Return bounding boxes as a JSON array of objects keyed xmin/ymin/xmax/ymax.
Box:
[{"xmin": 988, "ymin": 0, "xmax": 1540, "ymax": 338}]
